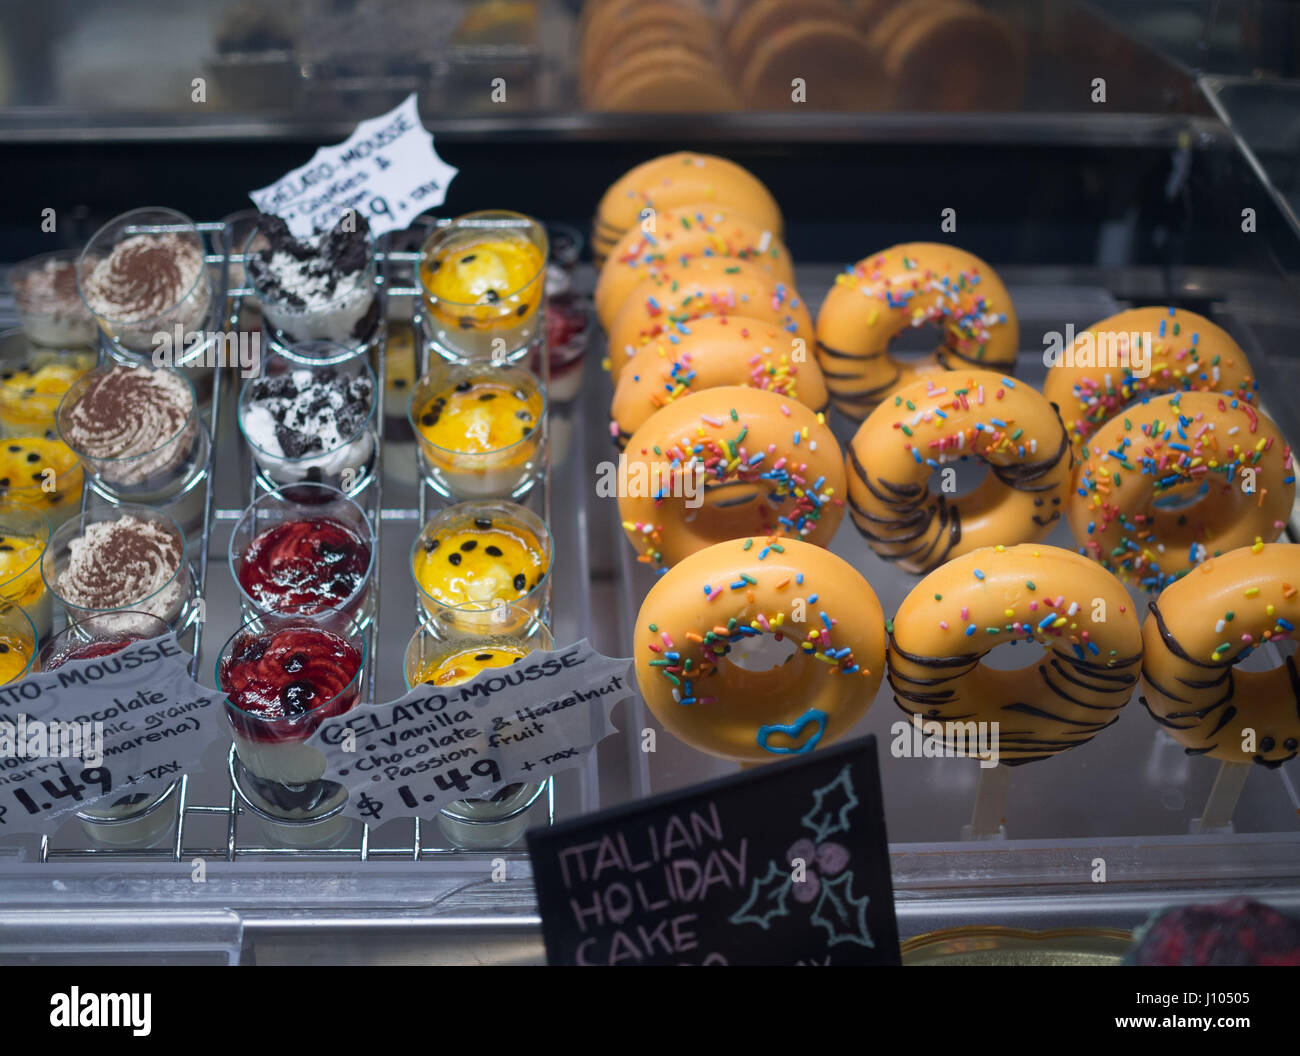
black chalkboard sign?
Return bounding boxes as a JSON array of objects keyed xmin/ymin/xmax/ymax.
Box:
[{"xmin": 525, "ymin": 735, "xmax": 899, "ymax": 966}]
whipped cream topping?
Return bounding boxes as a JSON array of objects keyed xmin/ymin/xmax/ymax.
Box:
[
  {"xmin": 82, "ymin": 234, "xmax": 206, "ymax": 324},
  {"xmin": 56, "ymin": 515, "xmax": 185, "ymax": 618},
  {"xmin": 60, "ymin": 366, "xmax": 196, "ymax": 484}
]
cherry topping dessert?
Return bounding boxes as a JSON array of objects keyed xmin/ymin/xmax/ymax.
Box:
[
  {"xmin": 220, "ymin": 624, "xmax": 361, "ymax": 742},
  {"xmin": 238, "ymin": 517, "xmax": 371, "ymax": 615},
  {"xmin": 43, "ymin": 637, "xmax": 142, "ymax": 670}
]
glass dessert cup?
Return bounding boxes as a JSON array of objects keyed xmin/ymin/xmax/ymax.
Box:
[
  {"xmin": 243, "ymin": 221, "xmax": 379, "ymax": 356},
  {"xmin": 539, "ymin": 292, "xmax": 591, "ymax": 404},
  {"xmin": 408, "ymin": 360, "xmax": 547, "ymax": 500},
  {"xmin": 238, "ymin": 349, "xmax": 377, "ymax": 494},
  {"xmin": 0, "ymin": 501, "xmax": 53, "ymax": 642},
  {"xmin": 418, "ymin": 210, "xmax": 548, "ymax": 363},
  {"xmin": 0, "ymin": 435, "xmax": 86, "ymax": 529},
  {"xmin": 217, "ymin": 614, "xmax": 367, "ymax": 822},
  {"xmin": 77, "ymin": 207, "xmax": 213, "ymax": 355},
  {"xmin": 0, "ymin": 330, "xmax": 96, "ymax": 439},
  {"xmin": 41, "ymin": 505, "xmax": 194, "ymax": 630},
  {"xmin": 411, "ymin": 500, "xmax": 553, "ymax": 627},
  {"xmin": 57, "ymin": 364, "xmax": 202, "ymax": 504},
  {"xmin": 8, "ymin": 249, "xmax": 99, "ymax": 348},
  {"xmin": 38, "ymin": 611, "xmax": 180, "ymax": 848},
  {"xmin": 229, "ymin": 482, "xmax": 376, "ymax": 627},
  {"xmin": 404, "ymin": 605, "xmax": 551, "ymax": 849},
  {"xmin": 0, "ymin": 601, "xmax": 37, "ymax": 686}
]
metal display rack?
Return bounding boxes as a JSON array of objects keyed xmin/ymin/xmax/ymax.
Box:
[{"xmin": 33, "ymin": 217, "xmax": 573, "ymax": 864}]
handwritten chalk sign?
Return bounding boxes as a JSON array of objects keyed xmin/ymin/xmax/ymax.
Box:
[
  {"xmin": 308, "ymin": 641, "xmax": 632, "ymax": 827},
  {"xmin": 0, "ymin": 634, "xmax": 225, "ymax": 836},
  {"xmin": 248, "ymin": 93, "xmax": 458, "ymax": 237},
  {"xmin": 526, "ymin": 735, "xmax": 899, "ymax": 966}
]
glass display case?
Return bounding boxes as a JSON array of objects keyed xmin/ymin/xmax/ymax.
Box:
[{"xmin": 0, "ymin": 0, "xmax": 1297, "ymax": 966}]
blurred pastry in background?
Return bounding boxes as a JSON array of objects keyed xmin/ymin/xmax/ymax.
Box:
[
  {"xmin": 868, "ymin": 0, "xmax": 1024, "ymax": 110},
  {"xmin": 453, "ymin": 0, "xmax": 539, "ymax": 47},
  {"xmin": 739, "ymin": 10, "xmax": 886, "ymax": 110}
]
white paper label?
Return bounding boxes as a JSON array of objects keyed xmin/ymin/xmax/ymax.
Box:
[
  {"xmin": 248, "ymin": 93, "xmax": 459, "ymax": 237},
  {"xmin": 308, "ymin": 641, "xmax": 632, "ymax": 827},
  {"xmin": 0, "ymin": 634, "xmax": 224, "ymax": 836}
]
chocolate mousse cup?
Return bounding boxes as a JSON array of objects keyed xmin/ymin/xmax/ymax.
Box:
[
  {"xmin": 238, "ymin": 350, "xmax": 377, "ymax": 495},
  {"xmin": 78, "ymin": 208, "xmax": 212, "ymax": 355},
  {"xmin": 229, "ymin": 483, "xmax": 376, "ymax": 627},
  {"xmin": 41, "ymin": 505, "xmax": 194, "ymax": 631},
  {"xmin": 39, "ymin": 612, "xmax": 180, "ymax": 848},
  {"xmin": 57, "ymin": 365, "xmax": 206, "ymax": 514},
  {"xmin": 244, "ymin": 214, "xmax": 380, "ymax": 356},
  {"xmin": 218, "ymin": 615, "xmax": 367, "ymax": 822}
]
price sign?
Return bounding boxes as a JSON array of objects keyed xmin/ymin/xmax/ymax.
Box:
[{"xmin": 526, "ymin": 735, "xmax": 901, "ymax": 966}]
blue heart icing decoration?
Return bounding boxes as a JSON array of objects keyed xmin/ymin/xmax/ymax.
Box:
[{"xmin": 757, "ymin": 708, "xmax": 828, "ymax": 755}]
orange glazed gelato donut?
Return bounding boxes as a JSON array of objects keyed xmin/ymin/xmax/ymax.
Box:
[
  {"xmin": 595, "ymin": 204, "xmax": 794, "ymax": 329},
  {"xmin": 618, "ymin": 385, "xmax": 844, "ymax": 570},
  {"xmin": 592, "ymin": 152, "xmax": 784, "ymax": 268},
  {"xmin": 609, "ymin": 315, "xmax": 829, "ymax": 447},
  {"xmin": 816, "ymin": 242, "xmax": 1019, "ymax": 419},
  {"xmin": 635, "ymin": 536, "xmax": 886, "ymax": 763},
  {"xmin": 888, "ymin": 544, "xmax": 1142, "ymax": 765},
  {"xmin": 1067, "ymin": 391, "xmax": 1294, "ymax": 591},
  {"xmin": 1043, "ymin": 306, "xmax": 1258, "ymax": 455},
  {"xmin": 607, "ymin": 256, "xmax": 813, "ymax": 380},
  {"xmin": 846, "ymin": 370, "xmax": 1072, "ymax": 574},
  {"xmin": 1140, "ymin": 542, "xmax": 1300, "ymax": 768}
]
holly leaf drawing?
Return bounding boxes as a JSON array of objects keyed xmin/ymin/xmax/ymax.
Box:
[
  {"xmin": 800, "ymin": 764, "xmax": 858, "ymax": 842},
  {"xmin": 729, "ymin": 860, "xmax": 793, "ymax": 931},
  {"xmin": 810, "ymin": 871, "xmax": 874, "ymax": 949}
]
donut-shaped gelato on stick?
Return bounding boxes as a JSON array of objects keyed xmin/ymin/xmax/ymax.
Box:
[
  {"xmin": 1067, "ymin": 391, "xmax": 1294, "ymax": 591},
  {"xmin": 592, "ymin": 152, "xmax": 783, "ymax": 268},
  {"xmin": 618, "ymin": 386, "xmax": 845, "ymax": 570},
  {"xmin": 635, "ymin": 537, "xmax": 886, "ymax": 763},
  {"xmin": 1140, "ymin": 542, "xmax": 1300, "ymax": 768},
  {"xmin": 845, "ymin": 370, "xmax": 1072, "ymax": 574},
  {"xmin": 1043, "ymin": 306, "xmax": 1257, "ymax": 455},
  {"xmin": 609, "ymin": 315, "xmax": 829, "ymax": 447},
  {"xmin": 607, "ymin": 257, "xmax": 813, "ymax": 380},
  {"xmin": 816, "ymin": 243, "xmax": 1018, "ymax": 419},
  {"xmin": 595, "ymin": 204, "xmax": 794, "ymax": 329},
  {"xmin": 888, "ymin": 544, "xmax": 1143, "ymax": 765}
]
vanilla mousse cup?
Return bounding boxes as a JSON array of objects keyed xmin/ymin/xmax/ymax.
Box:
[
  {"xmin": 218, "ymin": 615, "xmax": 366, "ymax": 821},
  {"xmin": 38, "ymin": 612, "xmax": 180, "ymax": 848},
  {"xmin": 41, "ymin": 505, "xmax": 193, "ymax": 631},
  {"xmin": 0, "ymin": 602, "xmax": 37, "ymax": 686},
  {"xmin": 0, "ymin": 435, "xmax": 85, "ymax": 529},
  {"xmin": 409, "ymin": 360, "xmax": 547, "ymax": 500},
  {"xmin": 404, "ymin": 605, "xmax": 550, "ymax": 849},
  {"xmin": 0, "ymin": 502, "xmax": 52, "ymax": 642},
  {"xmin": 244, "ymin": 213, "xmax": 379, "ymax": 355},
  {"xmin": 239, "ymin": 349, "xmax": 377, "ymax": 494},
  {"xmin": 419, "ymin": 210, "xmax": 548, "ymax": 364},
  {"xmin": 411, "ymin": 500, "xmax": 552, "ymax": 628},
  {"xmin": 9, "ymin": 250, "xmax": 99, "ymax": 347},
  {"xmin": 77, "ymin": 208, "xmax": 212, "ymax": 354},
  {"xmin": 0, "ymin": 331, "xmax": 96, "ymax": 439}
]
